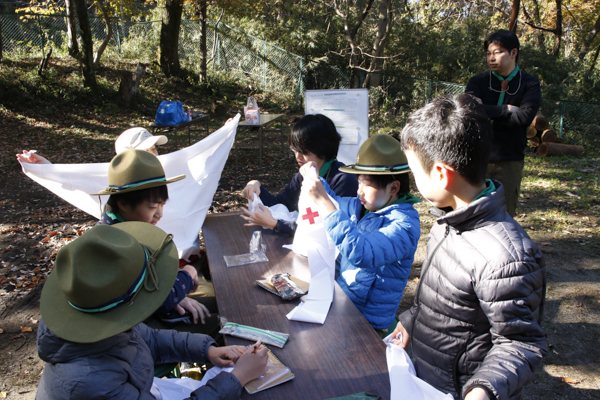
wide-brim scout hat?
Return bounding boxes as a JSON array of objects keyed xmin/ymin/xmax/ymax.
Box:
[
  {"xmin": 115, "ymin": 127, "xmax": 168, "ymax": 155},
  {"xmin": 92, "ymin": 149, "xmax": 185, "ymax": 195},
  {"xmin": 339, "ymin": 134, "xmax": 410, "ymax": 175},
  {"xmin": 40, "ymin": 222, "xmax": 179, "ymax": 343}
]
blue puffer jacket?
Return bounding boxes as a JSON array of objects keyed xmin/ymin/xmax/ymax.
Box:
[
  {"xmin": 322, "ymin": 183, "xmax": 421, "ymax": 330},
  {"xmin": 36, "ymin": 319, "xmax": 242, "ymax": 400}
]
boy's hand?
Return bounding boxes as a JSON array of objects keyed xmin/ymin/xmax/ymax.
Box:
[
  {"xmin": 464, "ymin": 387, "xmax": 490, "ymax": 400},
  {"xmin": 181, "ymin": 264, "xmax": 199, "ymax": 292},
  {"xmin": 391, "ymin": 322, "xmax": 411, "ymax": 349},
  {"xmin": 242, "ymin": 180, "xmax": 261, "ymax": 199},
  {"xmin": 16, "ymin": 150, "xmax": 52, "ymax": 165},
  {"xmin": 231, "ymin": 341, "xmax": 269, "ymax": 386},
  {"xmin": 300, "ymin": 162, "xmax": 337, "ymax": 215},
  {"xmin": 240, "ymin": 205, "xmax": 277, "ymax": 230},
  {"xmin": 207, "ymin": 345, "xmax": 246, "ymax": 368},
  {"xmin": 175, "ymin": 297, "xmax": 210, "ymax": 324}
]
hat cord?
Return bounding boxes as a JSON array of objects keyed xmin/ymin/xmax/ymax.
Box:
[{"xmin": 128, "ymin": 233, "xmax": 174, "ymax": 306}]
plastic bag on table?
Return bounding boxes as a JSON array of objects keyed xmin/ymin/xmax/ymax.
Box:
[
  {"xmin": 218, "ymin": 317, "xmax": 289, "ymax": 348},
  {"xmin": 223, "ymin": 231, "xmax": 268, "ymax": 267},
  {"xmin": 244, "ymin": 97, "xmax": 260, "ymax": 125}
]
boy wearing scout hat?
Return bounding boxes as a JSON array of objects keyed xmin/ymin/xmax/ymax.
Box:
[
  {"xmin": 36, "ymin": 222, "xmax": 267, "ymax": 399},
  {"xmin": 299, "ymin": 134, "xmax": 421, "ymax": 336},
  {"xmin": 94, "ymin": 149, "xmax": 215, "ymax": 334}
]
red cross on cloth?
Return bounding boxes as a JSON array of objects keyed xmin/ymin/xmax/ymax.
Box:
[{"xmin": 302, "ymin": 207, "xmax": 320, "ymax": 224}]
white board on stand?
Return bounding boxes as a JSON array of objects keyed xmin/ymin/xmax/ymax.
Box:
[{"xmin": 304, "ymin": 89, "xmax": 369, "ymax": 166}]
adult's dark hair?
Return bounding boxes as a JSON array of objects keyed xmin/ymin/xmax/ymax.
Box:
[
  {"xmin": 400, "ymin": 94, "xmax": 491, "ymax": 186},
  {"xmin": 107, "ymin": 185, "xmax": 169, "ymax": 212},
  {"xmin": 484, "ymin": 29, "xmax": 520, "ymax": 62},
  {"xmin": 364, "ymin": 173, "xmax": 411, "ymax": 194},
  {"xmin": 289, "ymin": 114, "xmax": 341, "ymax": 161}
]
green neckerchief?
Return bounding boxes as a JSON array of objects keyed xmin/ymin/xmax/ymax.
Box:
[
  {"xmin": 106, "ymin": 210, "xmax": 125, "ymax": 223},
  {"xmin": 473, "ymin": 179, "xmax": 497, "ymax": 202},
  {"xmin": 363, "ymin": 193, "xmax": 421, "ymax": 216},
  {"xmin": 319, "ymin": 158, "xmax": 336, "ymax": 178},
  {"xmin": 491, "ymin": 65, "xmax": 519, "ymax": 105}
]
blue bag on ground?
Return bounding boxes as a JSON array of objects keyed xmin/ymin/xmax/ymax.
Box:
[{"xmin": 155, "ymin": 101, "xmax": 189, "ymax": 125}]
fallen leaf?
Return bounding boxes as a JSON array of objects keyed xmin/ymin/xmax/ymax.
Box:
[
  {"xmin": 0, "ymin": 391, "xmax": 6, "ymax": 398},
  {"xmin": 557, "ymin": 377, "xmax": 580, "ymax": 384},
  {"xmin": 565, "ymin": 191, "xmax": 581, "ymax": 199},
  {"xmin": 0, "ymin": 328, "xmax": 3, "ymax": 334},
  {"xmin": 540, "ymin": 242, "xmax": 552, "ymax": 246},
  {"xmin": 9, "ymin": 333, "xmax": 24, "ymax": 340},
  {"xmin": 412, "ymin": 277, "xmax": 419, "ymax": 283},
  {"xmin": 20, "ymin": 326, "xmax": 33, "ymax": 332}
]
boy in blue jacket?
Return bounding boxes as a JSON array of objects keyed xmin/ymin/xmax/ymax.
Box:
[{"xmin": 300, "ymin": 134, "xmax": 421, "ymax": 335}]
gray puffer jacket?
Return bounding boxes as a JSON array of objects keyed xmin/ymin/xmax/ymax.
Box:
[
  {"xmin": 36, "ymin": 319, "xmax": 242, "ymax": 400},
  {"xmin": 399, "ymin": 182, "xmax": 547, "ymax": 400}
]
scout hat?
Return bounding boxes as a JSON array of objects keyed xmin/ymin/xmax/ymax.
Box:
[
  {"xmin": 115, "ymin": 127, "xmax": 168, "ymax": 154},
  {"xmin": 40, "ymin": 222, "xmax": 179, "ymax": 343},
  {"xmin": 340, "ymin": 134, "xmax": 410, "ymax": 175},
  {"xmin": 92, "ymin": 149, "xmax": 185, "ymax": 195}
]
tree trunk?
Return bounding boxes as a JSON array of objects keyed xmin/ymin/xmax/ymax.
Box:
[
  {"xmin": 94, "ymin": 0, "xmax": 113, "ymax": 67},
  {"xmin": 526, "ymin": 125, "xmax": 538, "ymax": 138},
  {"xmin": 552, "ymin": 0, "xmax": 562, "ymax": 57},
  {"xmin": 65, "ymin": 0, "xmax": 80, "ymax": 59},
  {"xmin": 578, "ymin": 14, "xmax": 600, "ymax": 61},
  {"xmin": 509, "ymin": 0, "xmax": 520, "ymax": 32},
  {"xmin": 199, "ymin": 0, "xmax": 208, "ymax": 83},
  {"xmin": 362, "ymin": 0, "xmax": 393, "ymax": 88},
  {"xmin": 529, "ymin": 136, "xmax": 541, "ymax": 147},
  {"xmin": 541, "ymin": 129, "xmax": 559, "ymax": 143},
  {"xmin": 38, "ymin": 47, "xmax": 52, "ymax": 76},
  {"xmin": 538, "ymin": 142, "xmax": 585, "ymax": 157},
  {"xmin": 533, "ymin": 114, "xmax": 548, "ymax": 131},
  {"xmin": 0, "ymin": 19, "xmax": 3, "ymax": 64},
  {"xmin": 74, "ymin": 0, "xmax": 96, "ymax": 88},
  {"xmin": 159, "ymin": 0, "xmax": 183, "ymax": 77}
]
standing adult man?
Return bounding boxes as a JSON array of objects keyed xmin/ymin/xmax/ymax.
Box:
[{"xmin": 466, "ymin": 29, "xmax": 541, "ymax": 217}]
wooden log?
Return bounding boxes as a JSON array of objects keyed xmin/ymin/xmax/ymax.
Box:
[
  {"xmin": 541, "ymin": 129, "xmax": 559, "ymax": 143},
  {"xmin": 529, "ymin": 136, "xmax": 541, "ymax": 147},
  {"xmin": 555, "ymin": 138, "xmax": 564, "ymax": 144},
  {"xmin": 537, "ymin": 142, "xmax": 586, "ymax": 157},
  {"xmin": 533, "ymin": 114, "xmax": 549, "ymax": 131},
  {"xmin": 526, "ymin": 125, "xmax": 538, "ymax": 138}
]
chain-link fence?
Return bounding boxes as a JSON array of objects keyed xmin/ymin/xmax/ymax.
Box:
[{"xmin": 1, "ymin": 12, "xmax": 599, "ymax": 151}]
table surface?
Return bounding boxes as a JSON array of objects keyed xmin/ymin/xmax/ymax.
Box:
[
  {"xmin": 153, "ymin": 113, "xmax": 210, "ymax": 129},
  {"xmin": 202, "ymin": 212, "xmax": 390, "ymax": 400},
  {"xmin": 238, "ymin": 113, "xmax": 284, "ymax": 127}
]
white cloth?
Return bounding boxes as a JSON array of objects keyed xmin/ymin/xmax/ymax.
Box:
[
  {"xmin": 248, "ymin": 193, "xmax": 298, "ymax": 227},
  {"xmin": 150, "ymin": 367, "xmax": 234, "ymax": 400},
  {"xmin": 383, "ymin": 334, "xmax": 453, "ymax": 400},
  {"xmin": 286, "ymin": 166, "xmax": 336, "ymax": 324},
  {"xmin": 19, "ymin": 116, "xmax": 239, "ymax": 260}
]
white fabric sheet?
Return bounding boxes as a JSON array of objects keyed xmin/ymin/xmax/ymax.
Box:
[
  {"xmin": 287, "ymin": 167, "xmax": 336, "ymax": 324},
  {"xmin": 248, "ymin": 193, "xmax": 298, "ymax": 227},
  {"xmin": 383, "ymin": 334, "xmax": 454, "ymax": 400},
  {"xmin": 19, "ymin": 116, "xmax": 239, "ymax": 260}
]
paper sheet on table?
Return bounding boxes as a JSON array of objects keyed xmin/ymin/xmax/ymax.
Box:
[
  {"xmin": 248, "ymin": 193, "xmax": 298, "ymax": 226},
  {"xmin": 287, "ymin": 166, "xmax": 336, "ymax": 324},
  {"xmin": 150, "ymin": 367, "xmax": 233, "ymax": 400},
  {"xmin": 383, "ymin": 335, "xmax": 453, "ymax": 400},
  {"xmin": 19, "ymin": 116, "xmax": 239, "ymax": 260}
]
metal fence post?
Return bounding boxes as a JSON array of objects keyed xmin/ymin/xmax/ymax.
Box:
[
  {"xmin": 559, "ymin": 101, "xmax": 566, "ymax": 138},
  {"xmin": 426, "ymin": 79, "xmax": 432, "ymax": 103},
  {"xmin": 115, "ymin": 21, "xmax": 121, "ymax": 55},
  {"xmin": 263, "ymin": 41, "xmax": 267, "ymax": 90},
  {"xmin": 295, "ymin": 58, "xmax": 303, "ymax": 109}
]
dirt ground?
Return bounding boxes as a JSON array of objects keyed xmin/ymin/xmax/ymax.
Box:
[{"xmin": 0, "ymin": 131, "xmax": 599, "ymax": 399}]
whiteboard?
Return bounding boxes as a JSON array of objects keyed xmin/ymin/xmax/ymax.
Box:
[{"xmin": 305, "ymin": 89, "xmax": 369, "ymax": 166}]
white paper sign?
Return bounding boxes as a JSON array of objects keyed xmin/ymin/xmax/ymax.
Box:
[{"xmin": 305, "ymin": 89, "xmax": 369, "ymax": 165}]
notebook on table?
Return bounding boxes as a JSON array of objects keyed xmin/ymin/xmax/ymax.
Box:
[{"xmin": 245, "ymin": 347, "xmax": 295, "ymax": 394}]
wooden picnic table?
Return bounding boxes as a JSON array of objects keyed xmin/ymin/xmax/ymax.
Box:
[{"xmin": 202, "ymin": 211, "xmax": 390, "ymax": 400}]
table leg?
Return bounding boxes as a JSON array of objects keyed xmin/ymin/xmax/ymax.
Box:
[{"xmin": 259, "ymin": 126, "xmax": 263, "ymax": 173}]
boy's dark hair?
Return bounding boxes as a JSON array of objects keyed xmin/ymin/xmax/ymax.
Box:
[
  {"xmin": 289, "ymin": 114, "xmax": 341, "ymax": 161},
  {"xmin": 364, "ymin": 174, "xmax": 410, "ymax": 194},
  {"xmin": 485, "ymin": 29, "xmax": 520, "ymax": 62},
  {"xmin": 107, "ymin": 185, "xmax": 169, "ymax": 211},
  {"xmin": 400, "ymin": 94, "xmax": 491, "ymax": 186}
]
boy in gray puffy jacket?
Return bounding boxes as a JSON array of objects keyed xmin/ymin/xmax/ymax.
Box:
[{"xmin": 391, "ymin": 94, "xmax": 547, "ymax": 400}]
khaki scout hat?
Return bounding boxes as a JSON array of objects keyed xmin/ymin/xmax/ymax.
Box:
[
  {"xmin": 339, "ymin": 134, "xmax": 410, "ymax": 175},
  {"xmin": 92, "ymin": 149, "xmax": 185, "ymax": 195},
  {"xmin": 40, "ymin": 222, "xmax": 178, "ymax": 343}
]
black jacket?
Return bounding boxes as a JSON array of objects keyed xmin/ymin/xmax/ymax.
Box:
[
  {"xmin": 399, "ymin": 182, "xmax": 547, "ymax": 400},
  {"xmin": 466, "ymin": 69, "xmax": 541, "ymax": 161}
]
